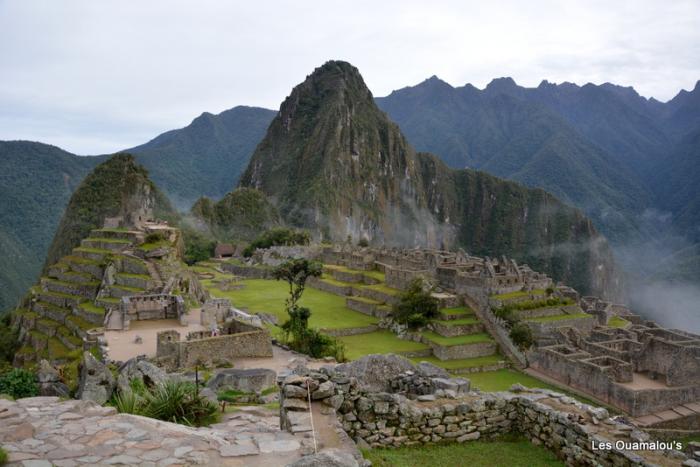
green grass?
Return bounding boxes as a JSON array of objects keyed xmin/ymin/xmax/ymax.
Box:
[
  {"xmin": 95, "ymin": 227, "xmax": 130, "ymax": 233},
  {"xmin": 111, "ymin": 284, "xmax": 144, "ymax": 293},
  {"xmin": 468, "ymin": 369, "xmax": 563, "ymax": 392},
  {"xmin": 63, "ymin": 254, "xmax": 100, "ymax": 265},
  {"xmin": 359, "ymin": 283, "xmax": 400, "ymax": 296},
  {"xmin": 364, "ymin": 435, "xmax": 563, "ymax": 467},
  {"xmin": 318, "ymin": 276, "xmax": 354, "ymax": 288},
  {"xmin": 84, "ymin": 237, "xmax": 131, "ymax": 244},
  {"xmin": 74, "ymin": 246, "xmax": 112, "ymax": 255},
  {"xmin": 137, "ymin": 240, "xmax": 171, "ymax": 252},
  {"xmin": 37, "ymin": 318, "xmax": 60, "ymax": 329},
  {"xmin": 525, "ymin": 313, "xmax": 592, "ymax": 323},
  {"xmin": 206, "ymin": 279, "xmax": 378, "ymax": 330},
  {"xmin": 79, "ymin": 302, "xmax": 105, "ymax": 315},
  {"xmin": 324, "ymin": 264, "xmax": 386, "ymax": 282},
  {"xmin": 65, "ymin": 314, "xmax": 96, "ymax": 331},
  {"xmin": 411, "ymin": 354, "xmax": 505, "ymax": 370},
  {"xmin": 607, "ymin": 316, "xmax": 630, "ymax": 328},
  {"xmin": 433, "ymin": 316, "xmax": 480, "ymax": 326},
  {"xmin": 98, "ymin": 297, "xmax": 121, "ymax": 304},
  {"xmin": 421, "ymin": 331, "xmax": 493, "ymax": 346},
  {"xmin": 440, "ymin": 306, "xmax": 473, "ymax": 316},
  {"xmin": 491, "ymin": 289, "xmax": 546, "ymax": 300},
  {"xmin": 337, "ymin": 330, "xmax": 429, "ymax": 360}
]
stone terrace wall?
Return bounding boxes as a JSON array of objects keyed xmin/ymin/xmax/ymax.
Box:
[{"xmin": 279, "ymin": 368, "xmax": 679, "ymax": 466}]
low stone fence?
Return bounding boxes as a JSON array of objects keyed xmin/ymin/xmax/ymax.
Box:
[
  {"xmin": 308, "ymin": 277, "xmax": 353, "ymax": 296},
  {"xmin": 427, "ymin": 340, "xmax": 498, "ymax": 360},
  {"xmin": 526, "ymin": 315, "xmax": 596, "ymax": 340},
  {"xmin": 219, "ymin": 262, "xmax": 273, "ymax": 279},
  {"xmin": 279, "ymin": 367, "xmax": 684, "ymax": 466},
  {"xmin": 321, "ymin": 325, "xmax": 379, "ymax": 337},
  {"xmin": 430, "ymin": 321, "xmax": 484, "ymax": 337}
]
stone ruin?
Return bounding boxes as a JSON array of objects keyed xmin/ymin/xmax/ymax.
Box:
[
  {"xmin": 277, "ymin": 354, "xmax": 690, "ymax": 466},
  {"xmin": 155, "ymin": 316, "xmax": 273, "ymax": 371},
  {"xmin": 105, "ymin": 293, "xmax": 186, "ymax": 331}
]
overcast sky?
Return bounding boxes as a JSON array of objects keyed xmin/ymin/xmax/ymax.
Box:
[{"xmin": 1, "ymin": 0, "xmax": 699, "ymax": 155}]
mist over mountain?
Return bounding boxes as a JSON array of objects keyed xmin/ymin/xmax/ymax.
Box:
[{"xmin": 236, "ymin": 61, "xmax": 620, "ymax": 297}]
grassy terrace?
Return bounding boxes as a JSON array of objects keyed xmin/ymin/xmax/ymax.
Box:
[
  {"xmin": 421, "ymin": 331, "xmax": 493, "ymax": 346},
  {"xmin": 206, "ymin": 278, "xmax": 378, "ymax": 330},
  {"xmin": 84, "ymin": 237, "xmax": 131, "ymax": 244},
  {"xmin": 491, "ymin": 289, "xmax": 546, "ymax": 300},
  {"xmin": 116, "ymin": 272, "xmax": 151, "ymax": 280},
  {"xmin": 608, "ymin": 316, "xmax": 630, "ymax": 328},
  {"xmin": 359, "ymin": 283, "xmax": 400, "ymax": 295},
  {"xmin": 74, "ymin": 247, "xmax": 112, "ymax": 255},
  {"xmin": 65, "ymin": 314, "xmax": 96, "ymax": 331},
  {"xmin": 365, "ymin": 434, "xmax": 563, "ymax": 467},
  {"xmin": 111, "ymin": 284, "xmax": 144, "ymax": 293},
  {"xmin": 411, "ymin": 354, "xmax": 504, "ymax": 370},
  {"xmin": 324, "ymin": 264, "xmax": 386, "ymax": 282},
  {"xmin": 525, "ymin": 313, "xmax": 592, "ymax": 323},
  {"xmin": 433, "ymin": 316, "xmax": 480, "ymax": 326},
  {"xmin": 79, "ymin": 302, "xmax": 105, "ymax": 315},
  {"xmin": 95, "ymin": 227, "xmax": 130, "ymax": 233},
  {"xmin": 439, "ymin": 306, "xmax": 472, "ymax": 316},
  {"xmin": 337, "ymin": 330, "xmax": 429, "ymax": 360},
  {"xmin": 63, "ymin": 255, "xmax": 100, "ymax": 265},
  {"xmin": 137, "ymin": 240, "xmax": 171, "ymax": 252}
]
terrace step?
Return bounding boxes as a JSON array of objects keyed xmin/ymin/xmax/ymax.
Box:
[
  {"xmin": 81, "ymin": 237, "xmax": 132, "ymax": 252},
  {"xmin": 35, "ymin": 317, "xmax": 61, "ymax": 337},
  {"xmin": 115, "ymin": 272, "xmax": 152, "ymax": 290},
  {"xmin": 108, "ymin": 284, "xmax": 145, "ymax": 298},
  {"xmin": 346, "ymin": 297, "xmax": 392, "ymax": 318},
  {"xmin": 431, "ymin": 317, "xmax": 485, "ymax": 337},
  {"xmin": 411, "ymin": 355, "xmax": 508, "ymax": 375},
  {"xmin": 41, "ymin": 277, "xmax": 99, "ymax": 300},
  {"xmin": 32, "ymin": 301, "xmax": 68, "ymax": 323},
  {"xmin": 96, "ymin": 296, "xmax": 121, "ymax": 309},
  {"xmin": 76, "ymin": 302, "xmax": 106, "ymax": 325},
  {"xmin": 73, "ymin": 247, "xmax": 111, "ymax": 262},
  {"xmin": 56, "ymin": 325, "xmax": 83, "ymax": 350},
  {"xmin": 354, "ymin": 284, "xmax": 399, "ymax": 305},
  {"xmin": 37, "ymin": 291, "xmax": 84, "ymax": 309},
  {"xmin": 308, "ymin": 276, "xmax": 354, "ymax": 297},
  {"xmin": 62, "ymin": 255, "xmax": 105, "ymax": 279},
  {"xmin": 438, "ymin": 306, "xmax": 474, "ymax": 321},
  {"xmin": 47, "ymin": 263, "xmax": 70, "ymax": 279},
  {"xmin": 90, "ymin": 228, "xmax": 142, "ymax": 242},
  {"xmin": 420, "ymin": 331, "xmax": 498, "ymax": 361}
]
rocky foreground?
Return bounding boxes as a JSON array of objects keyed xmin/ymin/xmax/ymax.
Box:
[{"xmin": 0, "ymin": 397, "xmax": 360, "ymax": 467}]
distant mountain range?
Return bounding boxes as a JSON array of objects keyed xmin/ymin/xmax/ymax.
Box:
[{"xmin": 0, "ymin": 69, "xmax": 698, "ymax": 312}]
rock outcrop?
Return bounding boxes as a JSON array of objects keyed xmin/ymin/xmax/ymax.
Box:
[
  {"xmin": 36, "ymin": 359, "xmax": 70, "ymax": 398},
  {"xmin": 116, "ymin": 357, "xmax": 168, "ymax": 393},
  {"xmin": 76, "ymin": 351, "xmax": 115, "ymax": 405}
]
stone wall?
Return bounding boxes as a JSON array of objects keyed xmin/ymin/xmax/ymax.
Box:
[
  {"xmin": 427, "ymin": 341, "xmax": 498, "ymax": 360},
  {"xmin": 278, "ymin": 367, "xmax": 679, "ymax": 466},
  {"xmin": 219, "ymin": 262, "xmax": 273, "ymax": 279},
  {"xmin": 156, "ymin": 327, "xmax": 273, "ymax": 370}
]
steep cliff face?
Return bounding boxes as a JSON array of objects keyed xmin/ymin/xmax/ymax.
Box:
[
  {"xmin": 239, "ymin": 61, "xmax": 620, "ymax": 298},
  {"xmin": 44, "ymin": 153, "xmax": 175, "ymax": 268}
]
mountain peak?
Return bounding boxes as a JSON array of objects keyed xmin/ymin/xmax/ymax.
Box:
[{"xmin": 485, "ymin": 76, "xmax": 518, "ymax": 92}]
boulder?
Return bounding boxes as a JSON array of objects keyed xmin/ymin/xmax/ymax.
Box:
[
  {"xmin": 416, "ymin": 361, "xmax": 450, "ymax": 379},
  {"xmin": 432, "ymin": 377, "xmax": 470, "ymax": 395},
  {"xmin": 335, "ymin": 354, "xmax": 418, "ymax": 392},
  {"xmin": 286, "ymin": 448, "xmax": 360, "ymax": 467},
  {"xmin": 207, "ymin": 368, "xmax": 277, "ymax": 393},
  {"xmin": 36, "ymin": 360, "xmax": 70, "ymax": 398},
  {"xmin": 77, "ymin": 352, "xmax": 115, "ymax": 405},
  {"xmin": 117, "ymin": 358, "xmax": 168, "ymax": 393}
]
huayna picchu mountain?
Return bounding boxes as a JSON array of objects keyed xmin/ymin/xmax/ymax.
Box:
[
  {"xmin": 11, "ymin": 154, "xmax": 202, "ymax": 372},
  {"xmin": 236, "ymin": 61, "xmax": 620, "ymax": 298}
]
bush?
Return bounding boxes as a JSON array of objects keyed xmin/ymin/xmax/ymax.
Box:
[
  {"xmin": 243, "ymin": 228, "xmax": 310, "ymax": 257},
  {"xmin": 510, "ymin": 322, "xmax": 534, "ymax": 350},
  {"xmin": 111, "ymin": 380, "xmax": 219, "ymax": 427},
  {"xmin": 144, "ymin": 231, "xmax": 168, "ymax": 244},
  {"xmin": 392, "ymin": 279, "xmax": 439, "ymax": 330},
  {"xmin": 182, "ymin": 228, "xmax": 215, "ymax": 265},
  {"xmin": 0, "ymin": 446, "xmax": 7, "ymax": 466},
  {"xmin": 357, "ymin": 238, "xmax": 369, "ymax": 247},
  {"xmin": 0, "ymin": 368, "xmax": 38, "ymax": 399}
]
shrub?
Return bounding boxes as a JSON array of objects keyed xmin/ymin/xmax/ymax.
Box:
[
  {"xmin": 0, "ymin": 368, "xmax": 38, "ymax": 399},
  {"xmin": 182, "ymin": 228, "xmax": 215, "ymax": 265},
  {"xmin": 111, "ymin": 380, "xmax": 219, "ymax": 427},
  {"xmin": 0, "ymin": 314, "xmax": 18, "ymax": 365},
  {"xmin": 144, "ymin": 231, "xmax": 168, "ymax": 244},
  {"xmin": 0, "ymin": 446, "xmax": 7, "ymax": 466},
  {"xmin": 392, "ymin": 278, "xmax": 439, "ymax": 330},
  {"xmin": 357, "ymin": 238, "xmax": 369, "ymax": 247},
  {"xmin": 243, "ymin": 228, "xmax": 311, "ymax": 257},
  {"xmin": 510, "ymin": 322, "xmax": 534, "ymax": 350}
]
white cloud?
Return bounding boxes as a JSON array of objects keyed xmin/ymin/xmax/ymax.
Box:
[{"xmin": 0, "ymin": 0, "xmax": 698, "ymax": 154}]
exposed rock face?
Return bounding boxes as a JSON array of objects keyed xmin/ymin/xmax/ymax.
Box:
[
  {"xmin": 335, "ymin": 354, "xmax": 423, "ymax": 392},
  {"xmin": 77, "ymin": 352, "xmax": 116, "ymax": 405},
  {"xmin": 206, "ymin": 368, "xmax": 277, "ymax": 393},
  {"xmin": 117, "ymin": 358, "xmax": 168, "ymax": 393},
  {"xmin": 416, "ymin": 361, "xmax": 450, "ymax": 379},
  {"xmin": 36, "ymin": 359, "xmax": 70, "ymax": 398},
  {"xmin": 238, "ymin": 60, "xmax": 620, "ymax": 298}
]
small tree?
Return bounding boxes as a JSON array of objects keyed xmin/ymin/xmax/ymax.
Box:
[
  {"xmin": 392, "ymin": 278, "xmax": 439, "ymax": 329},
  {"xmin": 509, "ymin": 322, "xmax": 534, "ymax": 350},
  {"xmin": 272, "ymin": 259, "xmax": 322, "ymax": 310}
]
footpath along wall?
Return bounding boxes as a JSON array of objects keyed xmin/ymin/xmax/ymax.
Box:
[{"xmin": 279, "ymin": 366, "xmax": 684, "ymax": 466}]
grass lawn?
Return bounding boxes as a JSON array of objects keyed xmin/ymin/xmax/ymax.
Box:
[
  {"xmin": 525, "ymin": 313, "xmax": 592, "ymax": 323},
  {"xmin": 206, "ymin": 279, "xmax": 378, "ymax": 330},
  {"xmin": 324, "ymin": 264, "xmax": 386, "ymax": 282},
  {"xmin": 411, "ymin": 354, "xmax": 504, "ymax": 370},
  {"xmin": 421, "ymin": 331, "xmax": 493, "ymax": 346},
  {"xmin": 364, "ymin": 435, "xmax": 563, "ymax": 467},
  {"xmin": 337, "ymin": 330, "xmax": 429, "ymax": 360},
  {"xmin": 433, "ymin": 316, "xmax": 480, "ymax": 326},
  {"xmin": 359, "ymin": 283, "xmax": 400, "ymax": 295},
  {"xmin": 468, "ymin": 369, "xmax": 559, "ymax": 392}
]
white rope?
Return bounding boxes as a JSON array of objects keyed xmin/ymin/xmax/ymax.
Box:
[{"xmin": 306, "ymin": 379, "xmax": 318, "ymax": 454}]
